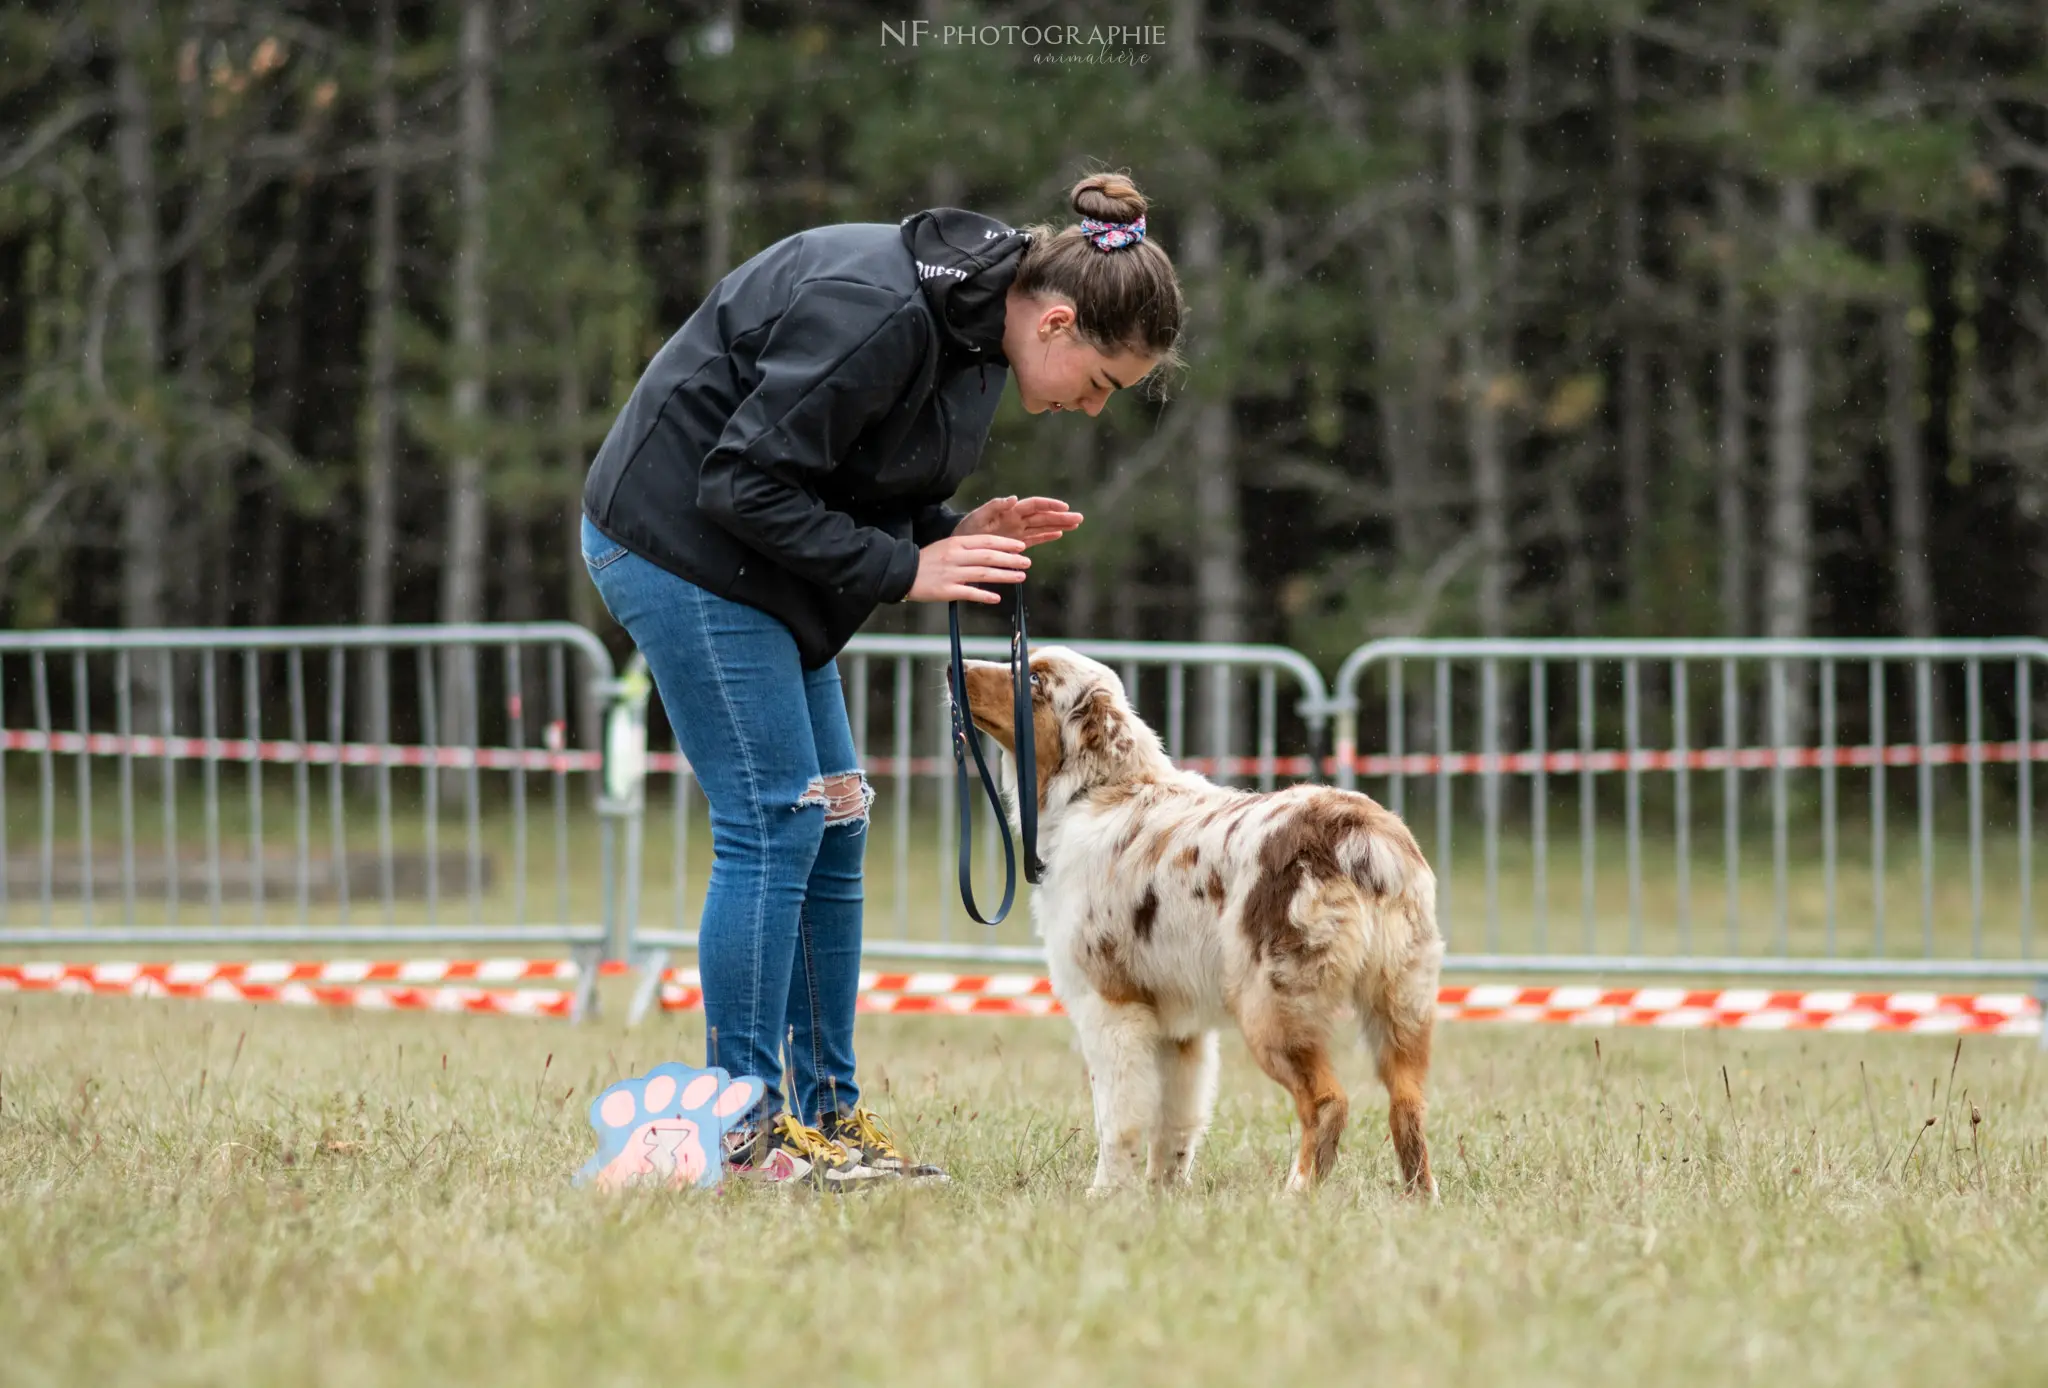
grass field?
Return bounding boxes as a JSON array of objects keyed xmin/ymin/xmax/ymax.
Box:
[{"xmin": 4, "ymin": 987, "xmax": 2047, "ymax": 1386}]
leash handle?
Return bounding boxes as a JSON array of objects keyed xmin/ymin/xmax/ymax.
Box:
[
  {"xmin": 947, "ymin": 584, "xmax": 1042, "ymax": 928},
  {"xmin": 1011, "ymin": 587, "xmax": 1043, "ymax": 885}
]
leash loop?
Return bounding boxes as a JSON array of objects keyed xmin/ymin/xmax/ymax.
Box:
[{"xmin": 948, "ymin": 584, "xmax": 1042, "ymax": 927}]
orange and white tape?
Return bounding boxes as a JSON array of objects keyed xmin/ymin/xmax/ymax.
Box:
[
  {"xmin": 1437, "ymin": 983, "xmax": 2041, "ymax": 1036},
  {"xmin": 6, "ymin": 959, "xmax": 2041, "ymax": 1036},
  {"xmin": 18, "ymin": 726, "xmax": 2042, "ymax": 785},
  {"xmin": 0, "ymin": 728, "xmax": 597, "ymax": 774},
  {"xmin": 655, "ymin": 970, "xmax": 2042, "ymax": 1034},
  {"xmin": 0, "ymin": 958, "xmax": 618, "ymax": 989},
  {"xmin": 0, "ymin": 964, "xmax": 571, "ymax": 1016}
]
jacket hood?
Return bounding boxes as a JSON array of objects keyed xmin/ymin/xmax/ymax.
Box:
[{"xmin": 899, "ymin": 207, "xmax": 1030, "ymax": 360}]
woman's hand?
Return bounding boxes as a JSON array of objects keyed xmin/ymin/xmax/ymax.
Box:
[
  {"xmin": 907, "ymin": 533, "xmax": 1032, "ymax": 604},
  {"xmin": 954, "ymin": 496, "xmax": 1083, "ymax": 548}
]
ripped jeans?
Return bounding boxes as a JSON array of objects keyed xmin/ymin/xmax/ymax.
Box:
[{"xmin": 581, "ymin": 515, "xmax": 869, "ymax": 1125}]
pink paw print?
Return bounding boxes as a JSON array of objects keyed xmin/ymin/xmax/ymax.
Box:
[{"xmin": 577, "ymin": 1063, "xmax": 764, "ymax": 1191}]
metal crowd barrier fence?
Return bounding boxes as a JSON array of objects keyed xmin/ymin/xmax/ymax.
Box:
[
  {"xmin": 15, "ymin": 626, "xmax": 2046, "ymax": 1034},
  {"xmin": 0, "ymin": 625, "xmax": 624, "ymax": 1018},
  {"xmin": 611, "ymin": 633, "xmax": 1330, "ymax": 1021},
  {"xmin": 1329, "ymin": 639, "xmax": 2048, "ymax": 1006}
]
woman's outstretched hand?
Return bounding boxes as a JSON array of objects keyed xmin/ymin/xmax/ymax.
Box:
[
  {"xmin": 907, "ymin": 532, "xmax": 1031, "ymax": 604},
  {"xmin": 954, "ymin": 496, "xmax": 1084, "ymax": 548}
]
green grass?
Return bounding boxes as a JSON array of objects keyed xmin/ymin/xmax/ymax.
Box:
[{"xmin": 4, "ymin": 989, "xmax": 2048, "ymax": 1385}]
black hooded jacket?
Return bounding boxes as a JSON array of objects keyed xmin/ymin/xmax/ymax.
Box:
[{"xmin": 581, "ymin": 208, "xmax": 1030, "ymax": 668}]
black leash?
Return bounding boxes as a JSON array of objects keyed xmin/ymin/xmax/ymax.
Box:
[{"xmin": 946, "ymin": 585, "xmax": 1042, "ymax": 926}]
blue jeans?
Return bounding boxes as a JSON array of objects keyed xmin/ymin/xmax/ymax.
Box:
[{"xmin": 580, "ymin": 514, "xmax": 866, "ymax": 1126}]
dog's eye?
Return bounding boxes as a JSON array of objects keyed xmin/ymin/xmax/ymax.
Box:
[{"xmin": 1029, "ymin": 672, "xmax": 1042, "ymax": 689}]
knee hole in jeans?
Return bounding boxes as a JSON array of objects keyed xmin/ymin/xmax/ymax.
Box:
[{"xmin": 796, "ymin": 771, "xmax": 873, "ymax": 830}]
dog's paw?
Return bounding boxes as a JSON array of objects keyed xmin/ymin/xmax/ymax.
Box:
[{"xmin": 576, "ymin": 1062, "xmax": 765, "ymax": 1192}]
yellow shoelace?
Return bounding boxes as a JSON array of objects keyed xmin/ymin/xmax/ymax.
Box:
[
  {"xmin": 842, "ymin": 1106, "xmax": 902, "ymax": 1161},
  {"xmin": 773, "ymin": 1113, "xmax": 849, "ymax": 1165}
]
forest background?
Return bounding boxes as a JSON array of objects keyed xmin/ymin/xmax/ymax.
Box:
[{"xmin": 7, "ymin": 0, "xmax": 2048, "ymax": 683}]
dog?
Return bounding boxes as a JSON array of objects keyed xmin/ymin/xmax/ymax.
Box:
[{"xmin": 958, "ymin": 646, "xmax": 1442, "ymax": 1199}]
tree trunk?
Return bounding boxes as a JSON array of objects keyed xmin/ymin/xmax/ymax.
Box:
[
  {"xmin": 359, "ymin": 0, "xmax": 401, "ymax": 757},
  {"xmin": 1446, "ymin": 0, "xmax": 1509, "ymax": 636},
  {"xmin": 1714, "ymin": 164, "xmax": 1750, "ymax": 637},
  {"xmin": 557, "ymin": 296, "xmax": 604, "ymax": 755},
  {"xmin": 701, "ymin": 0, "xmax": 740, "ymax": 294},
  {"xmin": 1551, "ymin": 452, "xmax": 1598, "ymax": 636},
  {"xmin": 1172, "ymin": 0, "xmax": 1248, "ymax": 776},
  {"xmin": 170, "ymin": 25, "xmax": 207, "ymax": 637},
  {"xmin": 249, "ymin": 183, "xmax": 308, "ymax": 631},
  {"xmin": 114, "ymin": 0, "xmax": 166, "ymax": 643},
  {"xmin": 1764, "ymin": 187, "xmax": 1814, "ymax": 644},
  {"xmin": 437, "ymin": 0, "xmax": 493, "ymax": 772},
  {"xmin": 1371, "ymin": 224, "xmax": 1432, "ymax": 567},
  {"xmin": 914, "ymin": 139, "xmax": 964, "ymax": 644},
  {"xmin": 362, "ymin": 0, "xmax": 400, "ymax": 632},
  {"xmin": 1613, "ymin": 27, "xmax": 1651, "ymax": 631},
  {"xmin": 1064, "ymin": 424, "xmax": 1099, "ymax": 636},
  {"xmin": 1883, "ymin": 218, "xmax": 1936, "ymax": 639},
  {"xmin": 921, "ymin": 0, "xmax": 961, "ymax": 213},
  {"xmin": 166, "ymin": 19, "xmax": 214, "ymax": 736},
  {"xmin": 1380, "ymin": 37, "xmax": 1442, "ymax": 571},
  {"xmin": 560, "ymin": 297, "xmax": 601, "ymax": 632},
  {"xmin": 1185, "ymin": 223, "xmax": 1245, "ymax": 654},
  {"xmin": 1763, "ymin": 16, "xmax": 1815, "ymax": 649}
]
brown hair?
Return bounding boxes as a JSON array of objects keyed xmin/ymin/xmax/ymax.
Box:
[{"xmin": 1014, "ymin": 173, "xmax": 1185, "ymax": 387}]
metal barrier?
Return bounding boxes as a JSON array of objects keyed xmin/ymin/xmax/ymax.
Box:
[
  {"xmin": 1330, "ymin": 639, "xmax": 2048, "ymax": 997},
  {"xmin": 0, "ymin": 625, "xmax": 624, "ymax": 1018},
  {"xmin": 19, "ymin": 625, "xmax": 2046, "ymax": 1032},
  {"xmin": 613, "ymin": 633, "xmax": 1330, "ymax": 1020}
]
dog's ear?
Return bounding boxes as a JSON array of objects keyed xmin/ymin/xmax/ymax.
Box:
[{"xmin": 1068, "ymin": 685, "xmax": 1129, "ymax": 760}]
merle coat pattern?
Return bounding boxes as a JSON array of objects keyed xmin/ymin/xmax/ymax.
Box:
[{"xmin": 959, "ymin": 647, "xmax": 1442, "ymax": 1198}]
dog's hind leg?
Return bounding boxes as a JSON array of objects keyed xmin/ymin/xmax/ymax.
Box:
[
  {"xmin": 1148, "ymin": 1031, "xmax": 1219, "ymax": 1188},
  {"xmin": 1369, "ymin": 1018, "xmax": 1437, "ymax": 1203},
  {"xmin": 1067, "ymin": 992, "xmax": 1163, "ymax": 1195},
  {"xmin": 1360, "ymin": 931, "xmax": 1442, "ymax": 1203},
  {"xmin": 1240, "ymin": 993, "xmax": 1348, "ymax": 1194}
]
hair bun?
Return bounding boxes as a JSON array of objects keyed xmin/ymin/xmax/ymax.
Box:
[{"xmin": 1070, "ymin": 173, "xmax": 1148, "ymax": 224}]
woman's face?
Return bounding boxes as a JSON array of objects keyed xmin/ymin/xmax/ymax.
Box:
[{"xmin": 1001, "ymin": 290, "xmax": 1159, "ymax": 417}]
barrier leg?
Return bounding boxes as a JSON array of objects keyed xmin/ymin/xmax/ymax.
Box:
[
  {"xmin": 571, "ymin": 943, "xmax": 603, "ymax": 1023},
  {"xmin": 627, "ymin": 947, "xmax": 670, "ymax": 1027}
]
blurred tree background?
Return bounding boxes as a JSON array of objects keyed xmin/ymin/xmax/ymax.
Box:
[{"xmin": 4, "ymin": 0, "xmax": 2047, "ymax": 678}]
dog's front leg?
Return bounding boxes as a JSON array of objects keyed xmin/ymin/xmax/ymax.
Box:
[
  {"xmin": 1070, "ymin": 996, "xmax": 1162, "ymax": 1196},
  {"xmin": 1148, "ymin": 1031, "xmax": 1219, "ymax": 1188}
]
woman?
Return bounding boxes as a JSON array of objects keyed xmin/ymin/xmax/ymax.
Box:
[{"xmin": 580, "ymin": 173, "xmax": 1184, "ymax": 1190}]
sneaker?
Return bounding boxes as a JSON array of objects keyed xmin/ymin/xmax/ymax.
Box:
[
  {"xmin": 820, "ymin": 1105, "xmax": 951, "ymax": 1182},
  {"xmin": 725, "ymin": 1112, "xmax": 894, "ymax": 1193}
]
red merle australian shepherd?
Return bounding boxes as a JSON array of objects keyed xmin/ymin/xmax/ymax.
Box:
[{"xmin": 959, "ymin": 646, "xmax": 1442, "ymax": 1200}]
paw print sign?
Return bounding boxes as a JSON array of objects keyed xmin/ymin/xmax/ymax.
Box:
[{"xmin": 576, "ymin": 1062, "xmax": 765, "ymax": 1192}]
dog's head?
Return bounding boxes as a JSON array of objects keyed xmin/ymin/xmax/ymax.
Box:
[{"xmin": 957, "ymin": 645, "xmax": 1160, "ymax": 810}]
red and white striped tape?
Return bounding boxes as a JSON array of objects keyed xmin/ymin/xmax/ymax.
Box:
[
  {"xmin": 659, "ymin": 969, "xmax": 2042, "ymax": 1034},
  {"xmin": 0, "ymin": 958, "xmax": 624, "ymax": 987},
  {"xmin": 0, "ymin": 965, "xmax": 571, "ymax": 1017},
  {"xmin": 1435, "ymin": 983, "xmax": 2041, "ymax": 1036},
  {"xmin": 0, "ymin": 728, "xmax": 598, "ymax": 774},
  {"xmin": 656, "ymin": 968, "xmax": 1063, "ymax": 1018},
  {"xmin": 1333, "ymin": 740, "xmax": 2048, "ymax": 779},
  {"xmin": 5, "ymin": 959, "xmax": 2039, "ymax": 1035},
  {"xmin": 12, "ymin": 727, "xmax": 2039, "ymax": 784}
]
